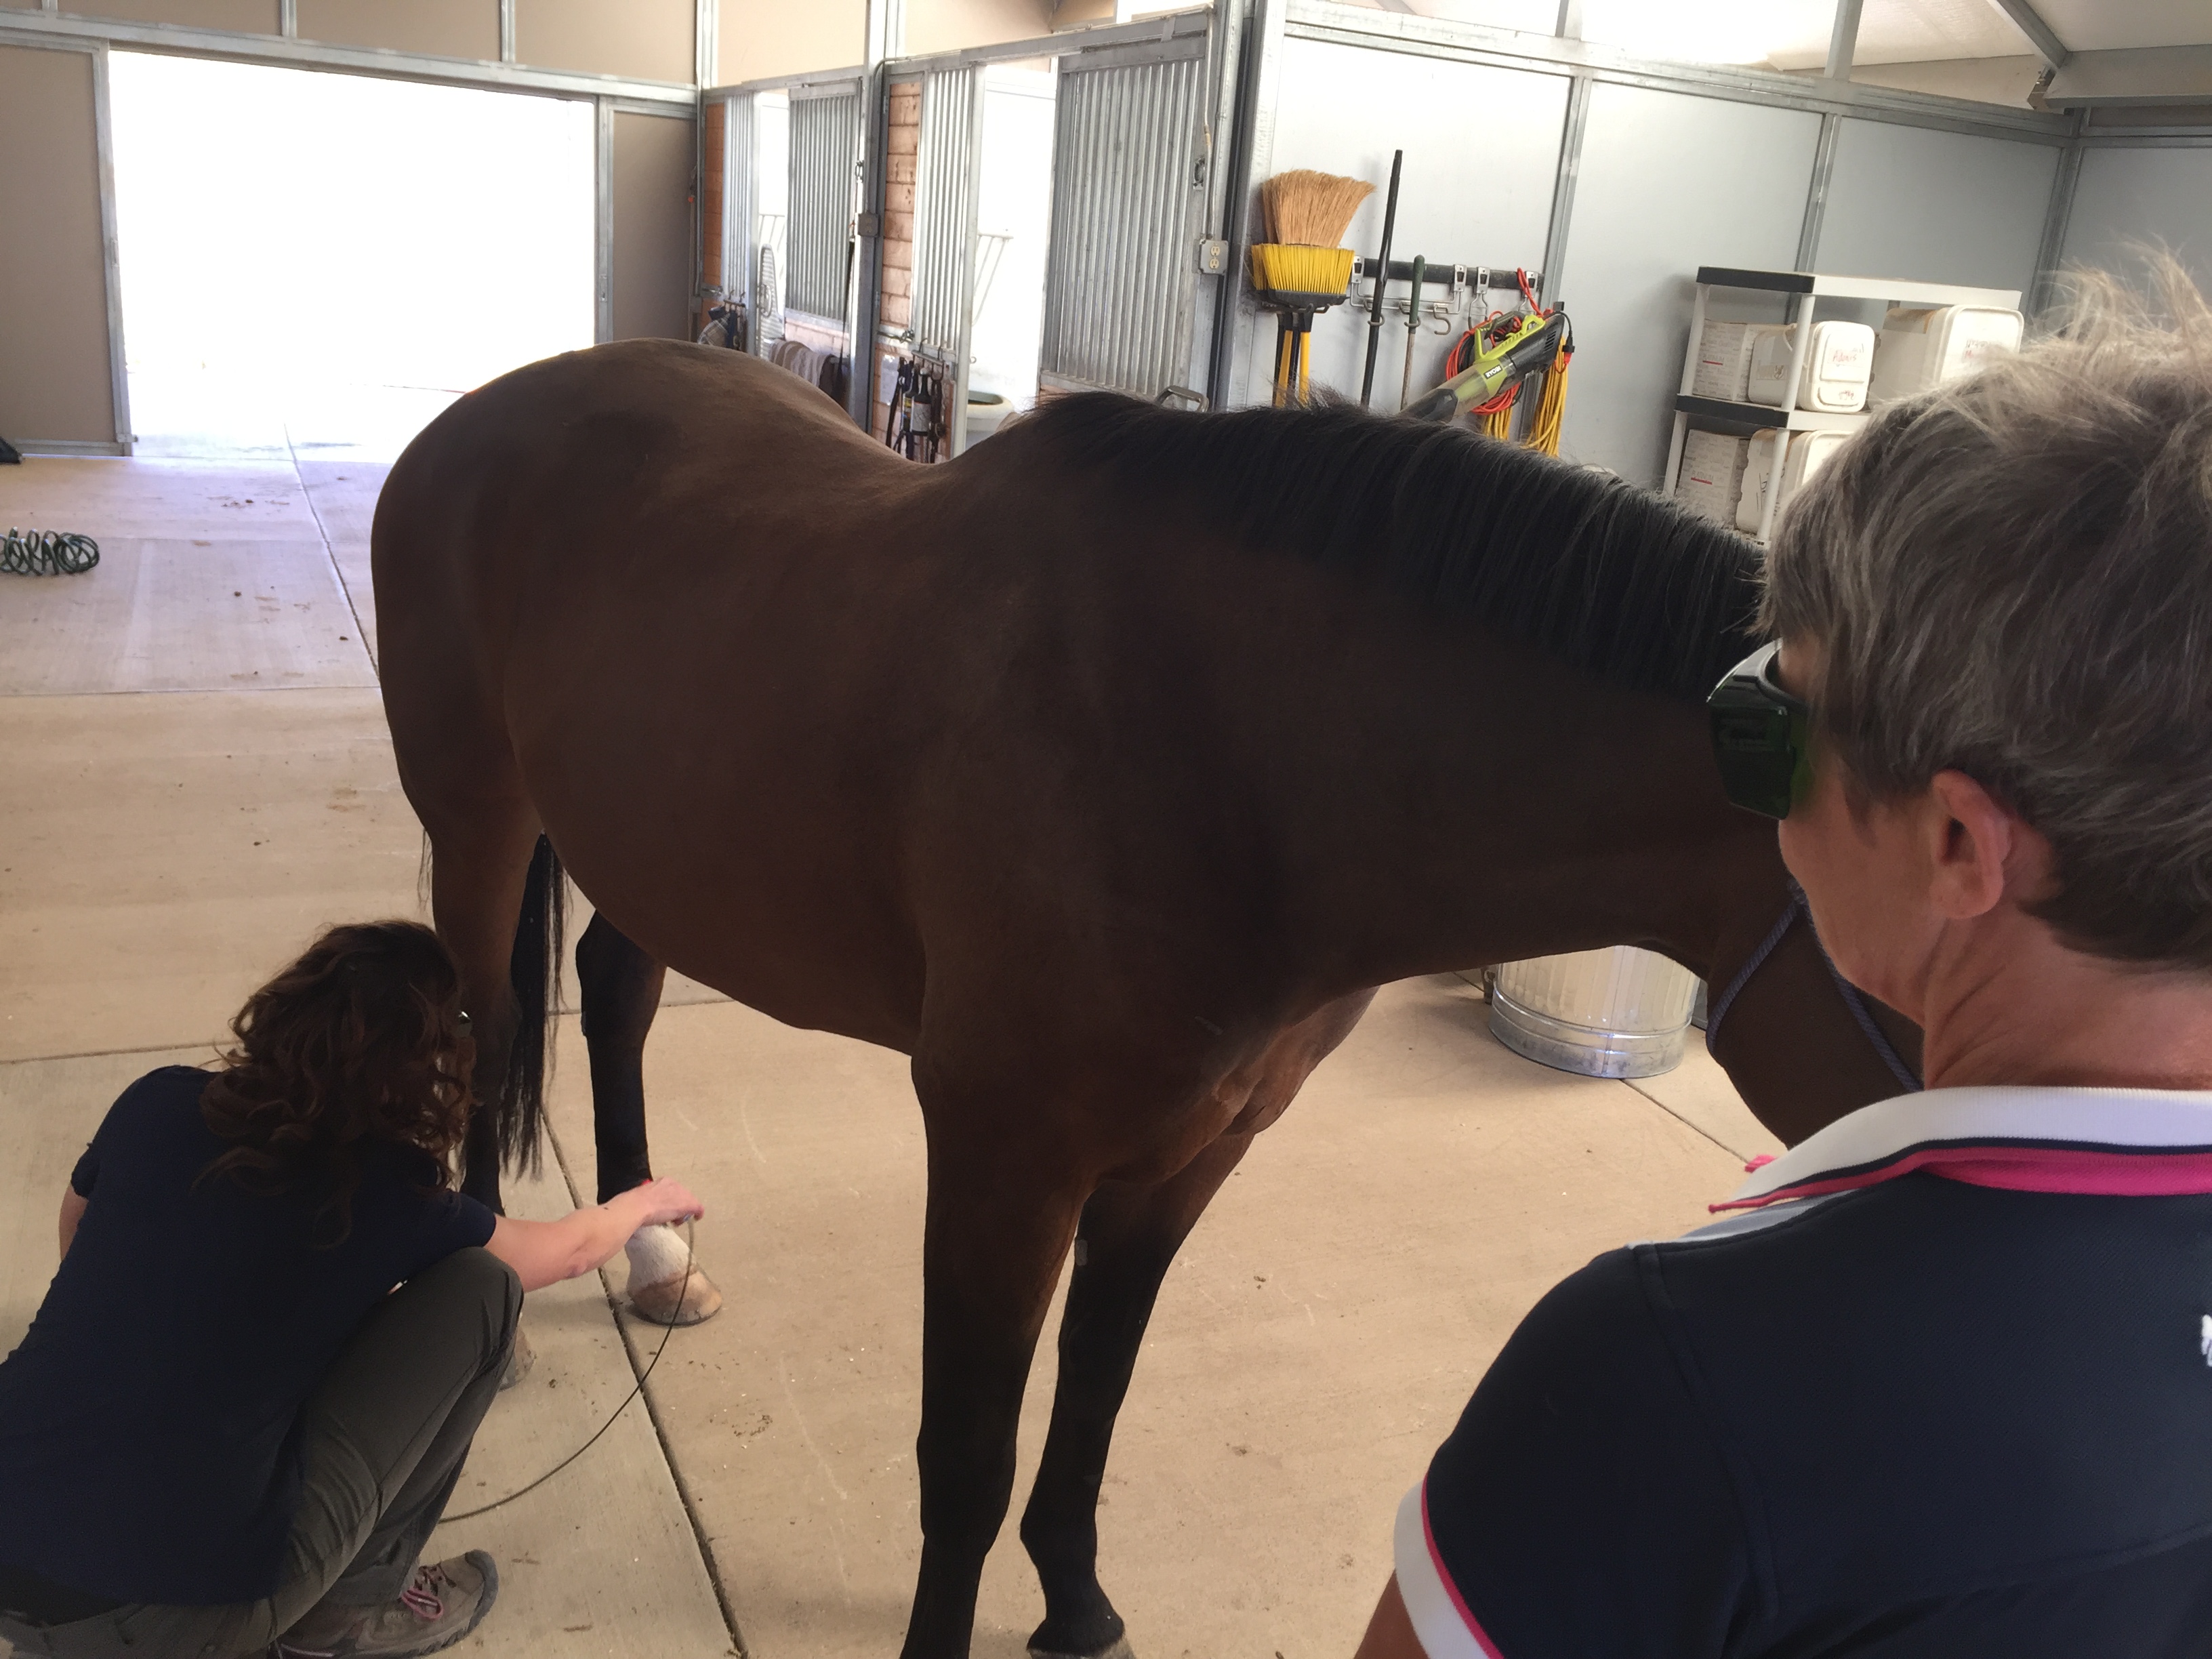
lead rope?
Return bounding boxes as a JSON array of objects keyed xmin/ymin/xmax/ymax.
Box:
[
  {"xmin": 436, "ymin": 1218, "xmax": 696, "ymax": 1525},
  {"xmin": 1704, "ymin": 882, "xmax": 1923, "ymax": 1095}
]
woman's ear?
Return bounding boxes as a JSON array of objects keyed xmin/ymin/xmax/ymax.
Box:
[{"xmin": 1925, "ymin": 771, "xmax": 2049, "ymax": 920}]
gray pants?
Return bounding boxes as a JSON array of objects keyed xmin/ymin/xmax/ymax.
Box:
[{"xmin": 0, "ymin": 1248, "xmax": 520, "ymax": 1659}]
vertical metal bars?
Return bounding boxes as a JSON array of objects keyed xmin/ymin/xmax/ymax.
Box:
[
  {"xmin": 910, "ymin": 66, "xmax": 979, "ymax": 361},
  {"xmin": 1038, "ymin": 49, "xmax": 1208, "ymax": 398},
  {"xmin": 724, "ymin": 92, "xmax": 754, "ymax": 326},
  {"xmin": 594, "ymin": 96, "xmax": 614, "ymax": 343},
  {"xmin": 787, "ymin": 87, "xmax": 859, "ymax": 321}
]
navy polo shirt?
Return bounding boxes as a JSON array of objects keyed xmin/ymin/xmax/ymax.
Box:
[{"xmin": 1397, "ymin": 1086, "xmax": 2212, "ymax": 1658}]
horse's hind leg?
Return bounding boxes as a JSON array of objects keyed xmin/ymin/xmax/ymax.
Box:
[
  {"xmin": 575, "ymin": 911, "xmax": 724, "ymax": 1325},
  {"xmin": 1019, "ymin": 1132, "xmax": 1257, "ymax": 1659},
  {"xmin": 426, "ymin": 809, "xmax": 549, "ymax": 1213}
]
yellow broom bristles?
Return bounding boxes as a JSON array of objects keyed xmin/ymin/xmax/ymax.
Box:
[
  {"xmin": 1249, "ymin": 243, "xmax": 1356, "ymax": 297},
  {"xmin": 1260, "ymin": 170, "xmax": 1374, "ymax": 248}
]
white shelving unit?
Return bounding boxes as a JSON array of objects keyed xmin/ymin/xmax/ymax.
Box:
[{"xmin": 1661, "ymin": 267, "xmax": 2022, "ymax": 544}]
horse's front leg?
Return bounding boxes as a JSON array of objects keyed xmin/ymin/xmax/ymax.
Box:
[
  {"xmin": 901, "ymin": 1084, "xmax": 1088, "ymax": 1659},
  {"xmin": 575, "ymin": 910, "xmax": 724, "ymax": 1325},
  {"xmin": 1018, "ymin": 989, "xmax": 1378, "ymax": 1658},
  {"xmin": 1019, "ymin": 1130, "xmax": 1256, "ymax": 1659}
]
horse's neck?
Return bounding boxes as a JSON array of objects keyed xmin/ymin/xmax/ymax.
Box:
[{"xmin": 1259, "ymin": 611, "xmax": 1774, "ymax": 996}]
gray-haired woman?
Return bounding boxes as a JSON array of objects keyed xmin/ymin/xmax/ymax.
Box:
[{"xmin": 1356, "ymin": 268, "xmax": 2212, "ymax": 1658}]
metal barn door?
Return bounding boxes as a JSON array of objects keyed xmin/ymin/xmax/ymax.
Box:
[
  {"xmin": 1039, "ymin": 38, "xmax": 1212, "ymax": 400},
  {"xmin": 910, "ymin": 65, "xmax": 985, "ymax": 451},
  {"xmin": 787, "ymin": 83, "xmax": 860, "ymax": 324}
]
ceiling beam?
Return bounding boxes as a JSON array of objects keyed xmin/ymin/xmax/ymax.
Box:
[
  {"xmin": 1824, "ymin": 0, "xmax": 1862, "ymax": 79},
  {"xmin": 2045, "ymin": 44, "xmax": 2212, "ymax": 106},
  {"xmin": 1984, "ymin": 0, "xmax": 2068, "ymax": 71}
]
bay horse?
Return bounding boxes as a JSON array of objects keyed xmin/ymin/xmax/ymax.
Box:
[{"xmin": 372, "ymin": 340, "xmax": 1919, "ymax": 1659}]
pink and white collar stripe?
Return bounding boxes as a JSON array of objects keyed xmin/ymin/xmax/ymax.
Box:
[{"xmin": 1713, "ymin": 1085, "xmax": 2212, "ymax": 1213}]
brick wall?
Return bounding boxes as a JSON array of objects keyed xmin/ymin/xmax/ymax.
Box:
[{"xmin": 875, "ymin": 77, "xmax": 920, "ymax": 441}]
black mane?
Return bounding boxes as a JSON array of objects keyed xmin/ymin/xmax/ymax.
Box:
[{"xmin": 1033, "ymin": 394, "xmax": 1764, "ymax": 703}]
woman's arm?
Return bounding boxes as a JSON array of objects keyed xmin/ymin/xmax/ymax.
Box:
[
  {"xmin": 58, "ymin": 1187, "xmax": 88, "ymax": 1260},
  {"xmin": 485, "ymin": 1176, "xmax": 704, "ymax": 1294}
]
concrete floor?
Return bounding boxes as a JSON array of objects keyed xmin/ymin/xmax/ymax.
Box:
[{"xmin": 0, "ymin": 454, "xmax": 1778, "ymax": 1658}]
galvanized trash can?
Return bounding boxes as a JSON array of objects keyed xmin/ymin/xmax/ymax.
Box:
[{"xmin": 1490, "ymin": 946, "xmax": 1700, "ymax": 1080}]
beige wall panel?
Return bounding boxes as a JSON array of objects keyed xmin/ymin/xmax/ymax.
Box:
[
  {"xmin": 612, "ymin": 111, "xmax": 695, "ymax": 343},
  {"xmin": 55, "ymin": 0, "xmax": 277, "ymax": 33},
  {"xmin": 296, "ymin": 0, "xmax": 498, "ymax": 62},
  {"xmin": 0, "ymin": 46, "xmax": 115, "ymax": 446},
  {"xmin": 905, "ymin": 0, "xmax": 1051, "ymax": 56},
  {"xmin": 716, "ymin": 0, "xmax": 861, "ymax": 87},
  {"xmin": 517, "ymin": 0, "xmax": 691, "ymax": 84}
]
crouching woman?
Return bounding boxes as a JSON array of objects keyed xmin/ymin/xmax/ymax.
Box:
[{"xmin": 0, "ymin": 920, "xmax": 703, "ymax": 1659}]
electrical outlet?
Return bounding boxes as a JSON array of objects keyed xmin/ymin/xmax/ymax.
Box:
[{"xmin": 1195, "ymin": 237, "xmax": 1229, "ymax": 276}]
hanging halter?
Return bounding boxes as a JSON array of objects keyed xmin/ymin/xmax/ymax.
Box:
[{"xmin": 1705, "ymin": 879, "xmax": 1923, "ymax": 1097}]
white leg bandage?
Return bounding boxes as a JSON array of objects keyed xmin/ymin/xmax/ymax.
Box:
[{"xmin": 624, "ymin": 1221, "xmax": 691, "ymax": 1284}]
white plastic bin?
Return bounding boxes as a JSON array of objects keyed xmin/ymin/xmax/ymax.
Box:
[
  {"xmin": 1737, "ymin": 429, "xmax": 1849, "ymax": 535},
  {"xmin": 1490, "ymin": 947, "xmax": 1700, "ymax": 1079},
  {"xmin": 1869, "ymin": 304, "xmax": 2024, "ymax": 404},
  {"xmin": 1746, "ymin": 321, "xmax": 1875, "ymax": 413}
]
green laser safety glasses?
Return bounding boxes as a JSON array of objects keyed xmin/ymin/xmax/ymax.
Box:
[{"xmin": 1707, "ymin": 642, "xmax": 1814, "ymax": 820}]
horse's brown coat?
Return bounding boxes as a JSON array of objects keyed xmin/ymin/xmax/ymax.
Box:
[{"xmin": 374, "ymin": 341, "xmax": 1914, "ymax": 1658}]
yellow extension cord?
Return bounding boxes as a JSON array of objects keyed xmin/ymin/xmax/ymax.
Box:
[{"xmin": 1524, "ymin": 354, "xmax": 1570, "ymax": 455}]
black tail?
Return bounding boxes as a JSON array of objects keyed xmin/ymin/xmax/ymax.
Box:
[{"xmin": 497, "ymin": 834, "xmax": 566, "ymax": 1174}]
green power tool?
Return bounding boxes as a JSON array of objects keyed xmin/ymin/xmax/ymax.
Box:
[{"xmin": 1401, "ymin": 307, "xmax": 1568, "ymax": 424}]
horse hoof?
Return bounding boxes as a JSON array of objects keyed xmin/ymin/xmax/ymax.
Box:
[
  {"xmin": 1029, "ymin": 1641, "xmax": 1135, "ymax": 1659},
  {"xmin": 624, "ymin": 1223, "xmax": 724, "ymax": 1326},
  {"xmin": 498, "ymin": 1324, "xmax": 536, "ymax": 1391},
  {"xmin": 628, "ymin": 1266, "xmax": 724, "ymax": 1326}
]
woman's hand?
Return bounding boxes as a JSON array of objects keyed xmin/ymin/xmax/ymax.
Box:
[
  {"xmin": 486, "ymin": 1175, "xmax": 707, "ymax": 1292},
  {"xmin": 624, "ymin": 1176, "xmax": 705, "ymax": 1230}
]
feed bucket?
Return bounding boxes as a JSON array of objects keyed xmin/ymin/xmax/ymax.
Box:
[{"xmin": 1489, "ymin": 946, "xmax": 1698, "ymax": 1079}]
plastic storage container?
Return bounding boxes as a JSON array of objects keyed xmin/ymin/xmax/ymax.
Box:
[
  {"xmin": 1868, "ymin": 304, "xmax": 2023, "ymax": 404},
  {"xmin": 1746, "ymin": 320, "xmax": 1875, "ymax": 412},
  {"xmin": 1678, "ymin": 430, "xmax": 1749, "ymax": 526},
  {"xmin": 1490, "ymin": 947, "xmax": 1700, "ymax": 1079},
  {"xmin": 1736, "ymin": 428, "xmax": 1849, "ymax": 534}
]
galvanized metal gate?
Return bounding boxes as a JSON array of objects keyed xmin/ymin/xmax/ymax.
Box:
[
  {"xmin": 787, "ymin": 83, "xmax": 861, "ymax": 323},
  {"xmin": 909, "ymin": 65, "xmax": 985, "ymax": 449},
  {"xmin": 1038, "ymin": 38, "xmax": 1214, "ymax": 400}
]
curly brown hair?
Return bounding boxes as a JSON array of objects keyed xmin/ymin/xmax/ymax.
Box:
[{"xmin": 200, "ymin": 920, "xmax": 476, "ymax": 1242}]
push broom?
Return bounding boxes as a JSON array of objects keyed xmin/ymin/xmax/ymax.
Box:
[{"xmin": 1249, "ymin": 170, "xmax": 1374, "ymax": 406}]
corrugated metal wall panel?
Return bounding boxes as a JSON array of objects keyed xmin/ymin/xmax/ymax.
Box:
[
  {"xmin": 911, "ymin": 65, "xmax": 979, "ymax": 361},
  {"xmin": 1039, "ymin": 52, "xmax": 1206, "ymax": 398},
  {"xmin": 788, "ymin": 89, "xmax": 857, "ymax": 321}
]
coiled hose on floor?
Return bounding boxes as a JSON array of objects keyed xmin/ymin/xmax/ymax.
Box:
[{"xmin": 1, "ymin": 529, "xmax": 100, "ymax": 575}]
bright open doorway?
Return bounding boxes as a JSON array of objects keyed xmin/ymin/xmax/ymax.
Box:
[{"xmin": 108, "ymin": 52, "xmax": 595, "ymax": 461}]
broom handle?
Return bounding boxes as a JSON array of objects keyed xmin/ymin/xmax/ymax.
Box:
[{"xmin": 1358, "ymin": 150, "xmax": 1403, "ymax": 408}]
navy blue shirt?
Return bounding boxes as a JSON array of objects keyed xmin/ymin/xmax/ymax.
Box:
[
  {"xmin": 1395, "ymin": 1086, "xmax": 2212, "ymax": 1658},
  {"xmin": 0, "ymin": 1066, "xmax": 495, "ymax": 1605}
]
